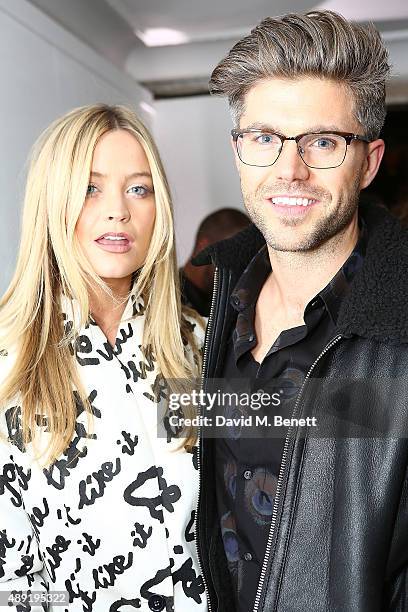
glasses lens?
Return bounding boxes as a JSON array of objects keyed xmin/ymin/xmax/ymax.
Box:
[
  {"xmin": 237, "ymin": 132, "xmax": 282, "ymax": 167},
  {"xmin": 298, "ymin": 133, "xmax": 347, "ymax": 169}
]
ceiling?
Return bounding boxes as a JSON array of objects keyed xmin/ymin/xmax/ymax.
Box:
[
  {"xmin": 28, "ymin": 0, "xmax": 408, "ymax": 97},
  {"xmin": 318, "ymin": 0, "xmax": 408, "ymax": 21},
  {"xmin": 104, "ymin": 0, "xmax": 314, "ymax": 44}
]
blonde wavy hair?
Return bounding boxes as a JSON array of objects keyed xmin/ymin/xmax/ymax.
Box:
[{"xmin": 0, "ymin": 104, "xmax": 202, "ymax": 464}]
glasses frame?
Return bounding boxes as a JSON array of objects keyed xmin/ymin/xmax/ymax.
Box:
[{"xmin": 231, "ymin": 129, "xmax": 371, "ymax": 169}]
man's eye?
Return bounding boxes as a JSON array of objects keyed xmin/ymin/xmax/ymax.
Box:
[
  {"xmin": 255, "ymin": 133, "xmax": 275, "ymax": 144},
  {"xmin": 313, "ymin": 138, "xmax": 335, "ymax": 149}
]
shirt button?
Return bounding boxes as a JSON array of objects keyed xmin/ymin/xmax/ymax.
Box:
[
  {"xmin": 248, "ymin": 334, "xmax": 255, "ymax": 342},
  {"xmin": 148, "ymin": 594, "xmax": 166, "ymax": 611},
  {"xmin": 243, "ymin": 469, "xmax": 253, "ymax": 480},
  {"xmin": 243, "ymin": 552, "xmax": 253, "ymax": 561}
]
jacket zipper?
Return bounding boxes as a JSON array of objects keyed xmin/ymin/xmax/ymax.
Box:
[
  {"xmin": 195, "ymin": 266, "xmax": 220, "ymax": 612},
  {"xmin": 252, "ymin": 334, "xmax": 343, "ymax": 612}
]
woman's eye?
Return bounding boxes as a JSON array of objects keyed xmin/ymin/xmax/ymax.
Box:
[
  {"xmin": 127, "ymin": 185, "xmax": 151, "ymax": 196},
  {"xmin": 86, "ymin": 184, "xmax": 98, "ymax": 196}
]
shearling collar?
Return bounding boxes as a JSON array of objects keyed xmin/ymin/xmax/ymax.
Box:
[{"xmin": 193, "ymin": 204, "xmax": 408, "ymax": 344}]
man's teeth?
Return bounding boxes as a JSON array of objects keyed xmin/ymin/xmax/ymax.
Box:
[
  {"xmin": 271, "ymin": 196, "xmax": 314, "ymax": 206},
  {"xmin": 103, "ymin": 236, "xmax": 126, "ymax": 241}
]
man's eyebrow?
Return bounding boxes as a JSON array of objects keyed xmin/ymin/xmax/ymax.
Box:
[
  {"xmin": 242, "ymin": 122, "xmax": 343, "ymax": 133},
  {"xmin": 90, "ymin": 171, "xmax": 153, "ymax": 180},
  {"xmin": 243, "ymin": 122, "xmax": 282, "ymax": 132}
]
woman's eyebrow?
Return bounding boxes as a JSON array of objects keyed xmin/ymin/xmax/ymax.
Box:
[
  {"xmin": 90, "ymin": 171, "xmax": 152, "ymax": 180},
  {"xmin": 125, "ymin": 172, "xmax": 153, "ymax": 180}
]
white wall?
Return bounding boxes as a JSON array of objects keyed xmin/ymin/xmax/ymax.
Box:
[
  {"xmin": 152, "ymin": 95, "xmax": 244, "ymax": 264},
  {"xmin": 0, "ymin": 0, "xmax": 152, "ymax": 294}
]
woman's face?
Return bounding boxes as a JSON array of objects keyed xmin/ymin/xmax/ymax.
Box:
[{"xmin": 76, "ymin": 129, "xmax": 156, "ymax": 291}]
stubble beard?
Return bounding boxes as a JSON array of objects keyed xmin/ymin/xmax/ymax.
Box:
[{"xmin": 242, "ymin": 176, "xmax": 362, "ymax": 253}]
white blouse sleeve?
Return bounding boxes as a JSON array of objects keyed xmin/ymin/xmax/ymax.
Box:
[{"xmin": 0, "ymin": 415, "xmax": 48, "ymax": 611}]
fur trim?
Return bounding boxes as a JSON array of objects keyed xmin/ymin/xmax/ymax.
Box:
[
  {"xmin": 337, "ymin": 205, "xmax": 408, "ymax": 343},
  {"xmin": 193, "ymin": 204, "xmax": 408, "ymax": 344}
]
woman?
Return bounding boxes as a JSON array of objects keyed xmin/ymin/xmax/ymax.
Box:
[{"xmin": 0, "ymin": 104, "xmax": 207, "ymax": 611}]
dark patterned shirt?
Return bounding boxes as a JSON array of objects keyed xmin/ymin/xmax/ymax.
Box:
[{"xmin": 215, "ymin": 223, "xmax": 366, "ymax": 611}]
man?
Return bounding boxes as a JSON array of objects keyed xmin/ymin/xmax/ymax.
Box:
[
  {"xmin": 180, "ymin": 208, "xmax": 250, "ymax": 316},
  {"xmin": 193, "ymin": 11, "xmax": 408, "ymax": 612}
]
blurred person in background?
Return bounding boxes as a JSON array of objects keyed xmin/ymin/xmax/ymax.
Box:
[
  {"xmin": 180, "ymin": 208, "xmax": 250, "ymax": 316},
  {"xmin": 391, "ymin": 183, "xmax": 408, "ymax": 226},
  {"xmin": 0, "ymin": 104, "xmax": 207, "ymax": 612}
]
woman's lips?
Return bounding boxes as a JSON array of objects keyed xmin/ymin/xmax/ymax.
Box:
[{"xmin": 94, "ymin": 233, "xmax": 132, "ymax": 253}]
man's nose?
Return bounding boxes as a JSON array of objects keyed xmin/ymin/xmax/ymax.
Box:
[{"xmin": 272, "ymin": 140, "xmax": 310, "ymax": 183}]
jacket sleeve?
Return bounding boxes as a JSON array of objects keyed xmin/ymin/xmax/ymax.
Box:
[
  {"xmin": 383, "ymin": 453, "xmax": 408, "ymax": 611},
  {"xmin": 0, "ymin": 421, "xmax": 48, "ymax": 611}
]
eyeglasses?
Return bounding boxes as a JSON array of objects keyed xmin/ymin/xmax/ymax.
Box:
[{"xmin": 231, "ymin": 129, "xmax": 370, "ymax": 169}]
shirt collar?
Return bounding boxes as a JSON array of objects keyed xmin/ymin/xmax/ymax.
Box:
[
  {"xmin": 230, "ymin": 217, "xmax": 367, "ymax": 326},
  {"xmin": 316, "ymin": 219, "xmax": 367, "ymax": 323}
]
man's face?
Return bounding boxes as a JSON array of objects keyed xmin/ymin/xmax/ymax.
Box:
[{"xmin": 234, "ymin": 77, "xmax": 383, "ymax": 252}]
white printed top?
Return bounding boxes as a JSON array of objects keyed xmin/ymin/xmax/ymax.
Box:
[{"xmin": 0, "ymin": 294, "xmax": 207, "ymax": 612}]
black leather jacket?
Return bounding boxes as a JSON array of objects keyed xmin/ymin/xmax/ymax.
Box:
[{"xmin": 194, "ymin": 204, "xmax": 408, "ymax": 612}]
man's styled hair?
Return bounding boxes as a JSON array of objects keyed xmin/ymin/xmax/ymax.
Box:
[{"xmin": 209, "ymin": 10, "xmax": 391, "ymax": 140}]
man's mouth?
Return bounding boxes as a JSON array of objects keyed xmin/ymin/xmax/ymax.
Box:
[{"xmin": 270, "ymin": 196, "xmax": 317, "ymax": 207}]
